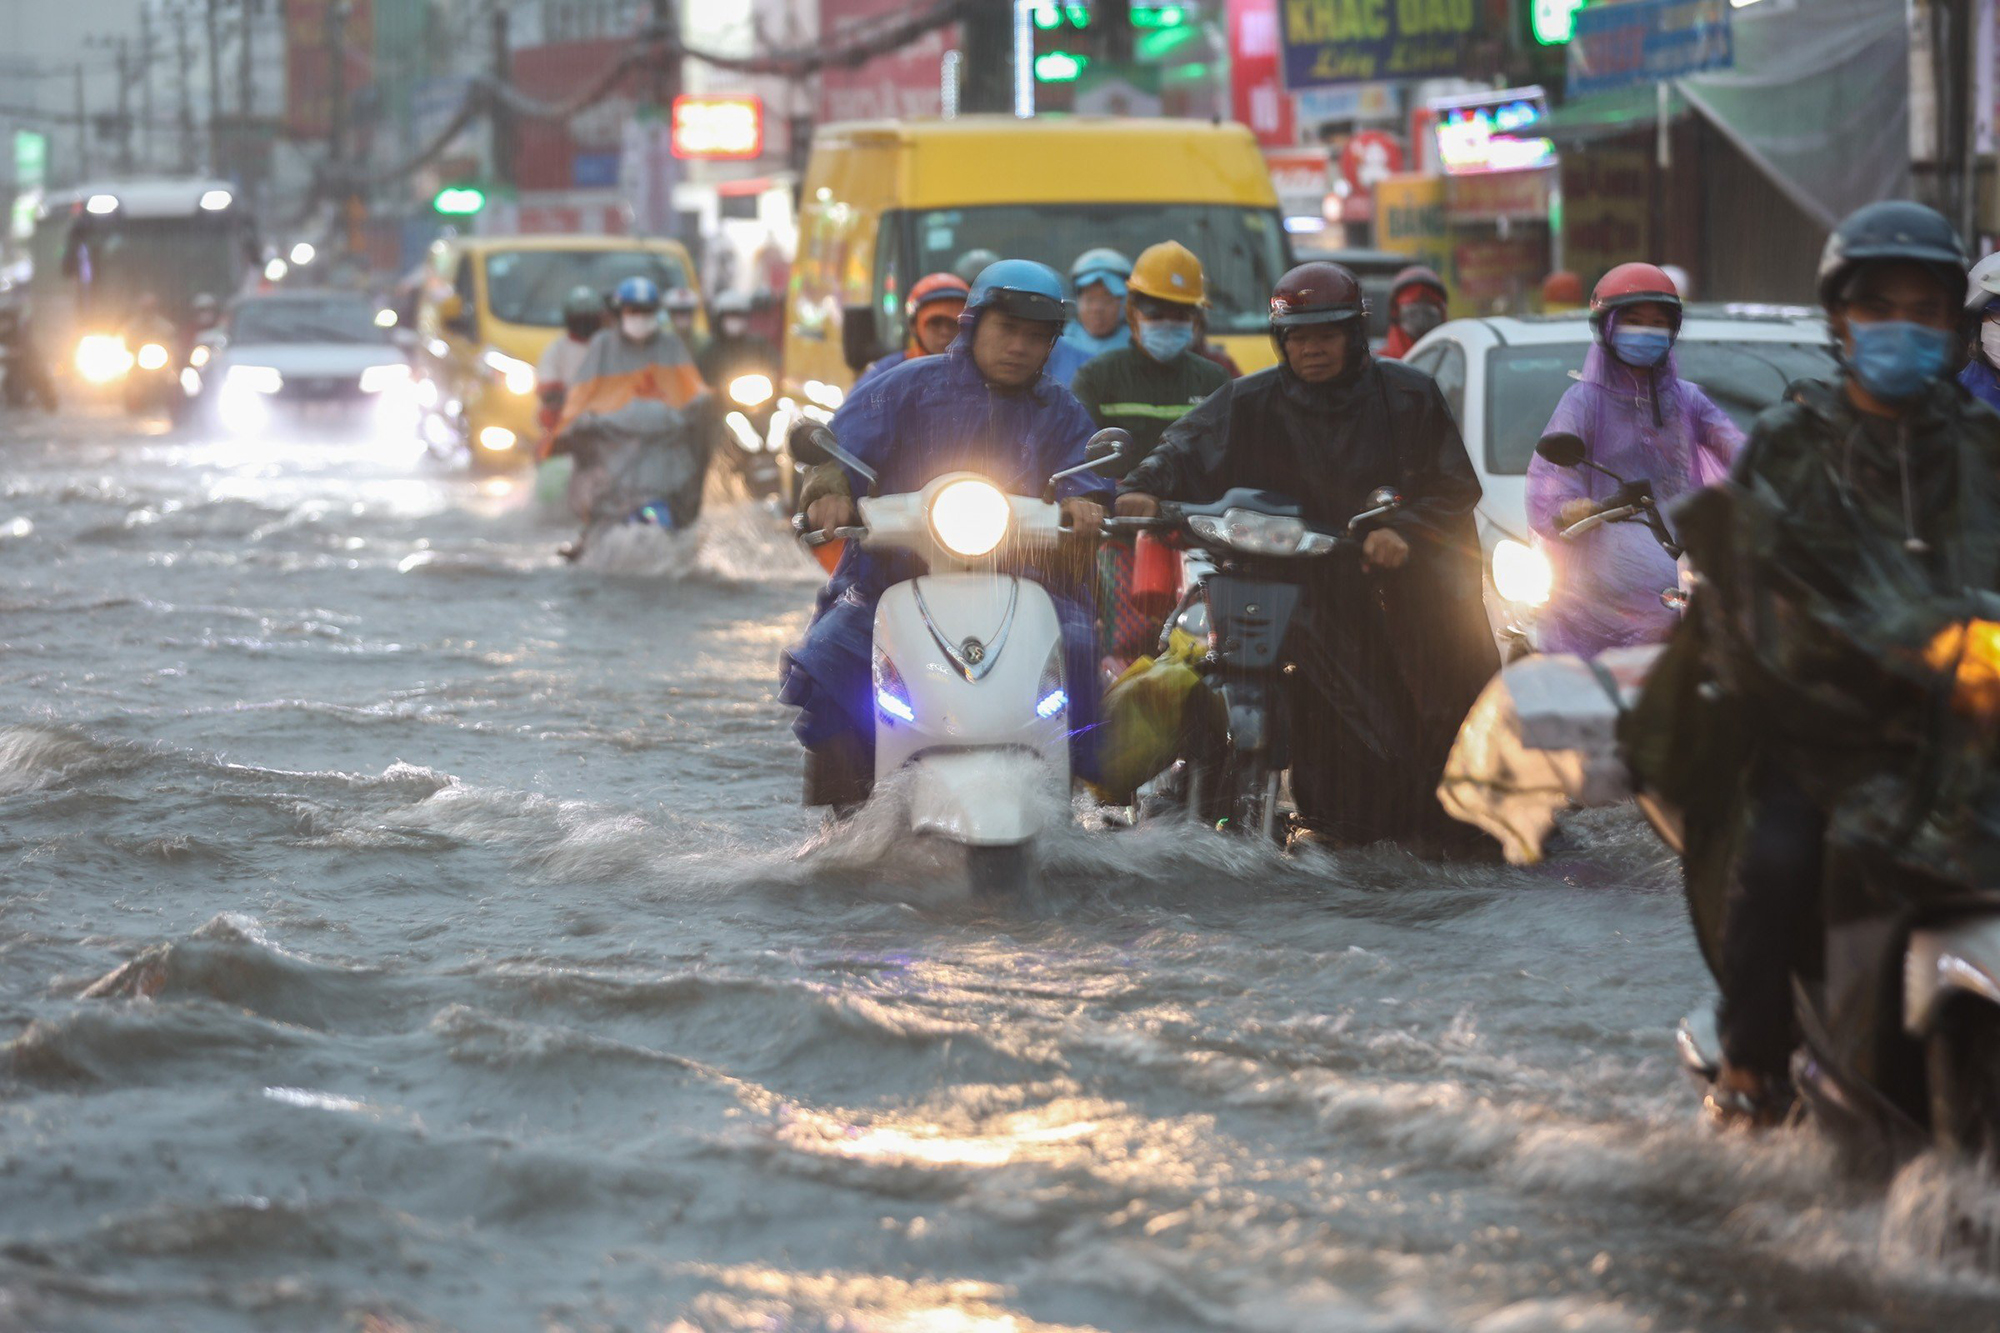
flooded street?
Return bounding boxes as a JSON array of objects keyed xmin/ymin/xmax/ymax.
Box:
[{"xmin": 5, "ymin": 414, "xmax": 2000, "ymax": 1333}]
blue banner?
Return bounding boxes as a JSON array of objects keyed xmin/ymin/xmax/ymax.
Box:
[
  {"xmin": 1279, "ymin": 0, "xmax": 1481, "ymax": 90},
  {"xmin": 1566, "ymin": 0, "xmax": 1733, "ymax": 98}
]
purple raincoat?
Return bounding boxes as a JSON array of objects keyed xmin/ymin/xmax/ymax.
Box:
[{"xmin": 1524, "ymin": 342, "xmax": 1743, "ymax": 657}]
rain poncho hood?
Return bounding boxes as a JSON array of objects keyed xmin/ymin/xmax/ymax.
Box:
[
  {"xmin": 1061, "ymin": 321, "xmax": 1130, "ymax": 360},
  {"xmin": 1525, "ymin": 341, "xmax": 1743, "ymax": 657},
  {"xmin": 778, "ymin": 316, "xmax": 1108, "ymax": 776}
]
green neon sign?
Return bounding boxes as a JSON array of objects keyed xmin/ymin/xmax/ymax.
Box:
[
  {"xmin": 1532, "ymin": 0, "xmax": 1587, "ymax": 45},
  {"xmin": 432, "ymin": 186, "xmax": 487, "ymax": 216},
  {"xmin": 1034, "ymin": 50, "xmax": 1089, "ymax": 82}
]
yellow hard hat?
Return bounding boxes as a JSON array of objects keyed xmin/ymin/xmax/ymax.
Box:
[{"xmin": 1126, "ymin": 241, "xmax": 1206, "ymax": 307}]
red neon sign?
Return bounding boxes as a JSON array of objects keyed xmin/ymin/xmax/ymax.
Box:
[{"xmin": 671, "ymin": 95, "xmax": 765, "ymax": 161}]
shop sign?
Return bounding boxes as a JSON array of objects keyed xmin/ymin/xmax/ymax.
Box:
[
  {"xmin": 1229, "ymin": 0, "xmax": 1295, "ymax": 147},
  {"xmin": 1431, "ymin": 86, "xmax": 1555, "ymax": 176},
  {"xmin": 1278, "ymin": 0, "xmax": 1481, "ymax": 89},
  {"xmin": 1567, "ymin": 0, "xmax": 1732, "ymax": 98},
  {"xmin": 1561, "ymin": 148, "xmax": 1649, "ymax": 282},
  {"xmin": 1446, "ymin": 167, "xmax": 1553, "ymax": 222},
  {"xmin": 1374, "ymin": 173, "xmax": 1450, "ymax": 272},
  {"xmin": 1455, "ymin": 233, "xmax": 1548, "ymax": 310},
  {"xmin": 1339, "ymin": 129, "xmax": 1404, "ymax": 192},
  {"xmin": 671, "ymin": 95, "xmax": 764, "ymax": 161}
]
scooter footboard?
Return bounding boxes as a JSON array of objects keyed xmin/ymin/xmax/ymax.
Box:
[{"xmin": 906, "ymin": 749, "xmax": 1064, "ymax": 846}]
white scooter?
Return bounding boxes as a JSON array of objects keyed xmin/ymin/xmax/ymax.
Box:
[{"xmin": 793, "ymin": 426, "xmax": 1130, "ymax": 892}]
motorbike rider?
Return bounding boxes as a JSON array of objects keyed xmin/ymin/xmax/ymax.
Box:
[
  {"xmin": 1115, "ymin": 262, "xmax": 1499, "ymax": 849},
  {"xmin": 536, "ymin": 285, "xmax": 605, "ymax": 443},
  {"xmin": 1070, "ymin": 241, "xmax": 1230, "ymax": 667},
  {"xmin": 1062, "ymin": 248, "xmax": 1134, "ymax": 360},
  {"xmin": 778, "ymin": 259, "xmax": 1109, "ymax": 808},
  {"xmin": 696, "ymin": 290, "xmax": 778, "ymax": 393},
  {"xmin": 1381, "ymin": 266, "xmax": 1449, "ymax": 360},
  {"xmin": 953, "ymin": 248, "xmax": 1002, "ymax": 285},
  {"xmin": 1958, "ymin": 252, "xmax": 2000, "ymax": 412},
  {"xmin": 1524, "ymin": 263, "xmax": 1742, "ymax": 658},
  {"xmin": 1622, "ymin": 201, "xmax": 1997, "ymax": 1122},
  {"xmin": 663, "ymin": 287, "xmax": 708, "ymax": 362},
  {"xmin": 854, "ymin": 272, "xmax": 970, "ymax": 390},
  {"xmin": 1541, "ymin": 271, "xmax": 1586, "ymax": 314}
]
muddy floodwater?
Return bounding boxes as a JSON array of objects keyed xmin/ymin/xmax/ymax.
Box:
[{"xmin": 4, "ymin": 416, "xmax": 2000, "ymax": 1332}]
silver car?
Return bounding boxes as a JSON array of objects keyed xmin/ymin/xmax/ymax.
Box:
[{"xmin": 191, "ymin": 291, "xmax": 417, "ymax": 439}]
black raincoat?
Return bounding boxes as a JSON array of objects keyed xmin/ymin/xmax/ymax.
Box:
[
  {"xmin": 1121, "ymin": 354, "xmax": 1498, "ymax": 846},
  {"xmin": 1623, "ymin": 375, "xmax": 2000, "ymax": 1089}
]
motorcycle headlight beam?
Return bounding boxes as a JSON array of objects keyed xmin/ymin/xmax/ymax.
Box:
[
  {"xmin": 136, "ymin": 342, "xmax": 169, "ymax": 371},
  {"xmin": 1492, "ymin": 538, "xmax": 1554, "ymax": 607},
  {"xmin": 929, "ymin": 478, "xmax": 1012, "ymax": 559},
  {"xmin": 728, "ymin": 373, "xmax": 774, "ymax": 408}
]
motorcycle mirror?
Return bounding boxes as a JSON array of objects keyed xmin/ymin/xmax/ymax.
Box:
[
  {"xmin": 1367, "ymin": 486, "xmax": 1403, "ymax": 511},
  {"xmin": 1535, "ymin": 432, "xmax": 1588, "ymax": 468},
  {"xmin": 788, "ymin": 421, "xmax": 878, "ymax": 492},
  {"xmin": 1084, "ymin": 428, "xmax": 1132, "ymax": 465}
]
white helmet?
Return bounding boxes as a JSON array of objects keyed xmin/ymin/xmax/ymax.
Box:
[{"xmin": 1967, "ymin": 252, "xmax": 2000, "ymax": 313}]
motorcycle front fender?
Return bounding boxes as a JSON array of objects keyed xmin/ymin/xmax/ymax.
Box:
[
  {"xmin": 1904, "ymin": 917, "xmax": 2000, "ymax": 1037},
  {"xmin": 905, "ymin": 748, "xmax": 1063, "ymax": 846}
]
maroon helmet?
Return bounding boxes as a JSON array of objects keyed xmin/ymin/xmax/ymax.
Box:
[
  {"xmin": 1390, "ymin": 265, "xmax": 1448, "ymax": 306},
  {"xmin": 1589, "ymin": 262, "xmax": 1683, "ymax": 335},
  {"xmin": 1269, "ymin": 262, "xmax": 1366, "ymax": 331}
]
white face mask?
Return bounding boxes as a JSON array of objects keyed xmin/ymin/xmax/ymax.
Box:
[
  {"xmin": 621, "ymin": 311, "xmax": 658, "ymax": 341},
  {"xmin": 1982, "ymin": 320, "xmax": 2000, "ymax": 367}
]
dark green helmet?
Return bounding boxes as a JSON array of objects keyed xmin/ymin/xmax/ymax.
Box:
[{"xmin": 1816, "ymin": 201, "xmax": 1968, "ymax": 310}]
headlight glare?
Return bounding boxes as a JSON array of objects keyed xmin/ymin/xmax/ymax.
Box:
[
  {"xmin": 482, "ymin": 348, "xmax": 536, "ymax": 396},
  {"xmin": 136, "ymin": 342, "xmax": 169, "ymax": 371},
  {"xmin": 1492, "ymin": 538, "xmax": 1554, "ymax": 606},
  {"xmin": 359, "ymin": 364, "xmax": 412, "ymax": 394},
  {"xmin": 75, "ymin": 334, "xmax": 134, "ymax": 384},
  {"xmin": 728, "ymin": 373, "xmax": 774, "ymax": 407},
  {"xmin": 225, "ymin": 364, "xmax": 283, "ymax": 395},
  {"xmin": 929, "ymin": 478, "xmax": 1011, "ymax": 559}
]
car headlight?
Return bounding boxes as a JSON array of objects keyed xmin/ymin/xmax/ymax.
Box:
[
  {"xmin": 359, "ymin": 364, "xmax": 412, "ymax": 394},
  {"xmin": 1492, "ymin": 538, "xmax": 1554, "ymax": 606},
  {"xmin": 728, "ymin": 372, "xmax": 774, "ymax": 408},
  {"xmin": 75, "ymin": 334, "xmax": 133, "ymax": 384},
  {"xmin": 189, "ymin": 344, "xmax": 211, "ymax": 369},
  {"xmin": 1188, "ymin": 508, "xmax": 1309, "ymax": 557},
  {"xmin": 225, "ymin": 364, "xmax": 283, "ymax": 395},
  {"xmin": 929, "ymin": 478, "xmax": 1011, "ymax": 559},
  {"xmin": 136, "ymin": 342, "xmax": 169, "ymax": 371},
  {"xmin": 482, "ymin": 347, "xmax": 536, "ymax": 396}
]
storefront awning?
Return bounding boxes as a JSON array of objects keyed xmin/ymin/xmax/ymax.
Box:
[{"xmin": 1539, "ymin": 85, "xmax": 1685, "ymax": 146}]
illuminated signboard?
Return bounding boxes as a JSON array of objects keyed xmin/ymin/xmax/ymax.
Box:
[
  {"xmin": 1430, "ymin": 85, "xmax": 1557, "ymax": 177},
  {"xmin": 671, "ymin": 95, "xmax": 765, "ymax": 161}
]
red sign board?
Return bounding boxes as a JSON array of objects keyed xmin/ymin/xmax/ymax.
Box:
[
  {"xmin": 819, "ymin": 0, "xmax": 956, "ymax": 122},
  {"xmin": 513, "ymin": 40, "xmax": 640, "ymax": 191},
  {"xmin": 671, "ymin": 95, "xmax": 764, "ymax": 161},
  {"xmin": 1227, "ymin": 0, "xmax": 1294, "ymax": 148},
  {"xmin": 283, "ymin": 0, "xmax": 373, "ymax": 140},
  {"xmin": 1339, "ymin": 130, "xmax": 1405, "ymax": 193}
]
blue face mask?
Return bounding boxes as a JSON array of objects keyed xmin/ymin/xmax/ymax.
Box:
[
  {"xmin": 1849, "ymin": 320, "xmax": 1953, "ymax": 401},
  {"xmin": 1610, "ymin": 326, "xmax": 1673, "ymax": 368},
  {"xmin": 1136, "ymin": 319, "xmax": 1195, "ymax": 362}
]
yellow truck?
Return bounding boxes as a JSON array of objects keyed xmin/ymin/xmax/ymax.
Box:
[
  {"xmin": 784, "ymin": 116, "xmax": 1291, "ymax": 416},
  {"xmin": 415, "ymin": 234, "xmax": 700, "ymax": 470}
]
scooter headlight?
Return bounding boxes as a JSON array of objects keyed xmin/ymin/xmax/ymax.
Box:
[
  {"xmin": 136, "ymin": 342, "xmax": 169, "ymax": 371},
  {"xmin": 1188, "ymin": 508, "xmax": 1308, "ymax": 557},
  {"xmin": 75, "ymin": 334, "xmax": 134, "ymax": 384},
  {"xmin": 873, "ymin": 647, "xmax": 915, "ymax": 724},
  {"xmin": 1492, "ymin": 538, "xmax": 1554, "ymax": 607},
  {"xmin": 728, "ymin": 373, "xmax": 773, "ymax": 408},
  {"xmin": 929, "ymin": 478, "xmax": 1011, "ymax": 559}
]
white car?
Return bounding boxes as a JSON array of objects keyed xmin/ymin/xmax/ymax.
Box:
[
  {"xmin": 192, "ymin": 290, "xmax": 417, "ymax": 438},
  {"xmin": 1401, "ymin": 306, "xmax": 1837, "ymax": 654}
]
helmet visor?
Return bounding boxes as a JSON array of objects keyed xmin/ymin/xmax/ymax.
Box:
[{"xmin": 981, "ymin": 287, "xmax": 1068, "ymax": 325}]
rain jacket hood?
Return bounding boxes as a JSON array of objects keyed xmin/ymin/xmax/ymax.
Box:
[{"xmin": 1525, "ymin": 341, "xmax": 1742, "ymax": 656}]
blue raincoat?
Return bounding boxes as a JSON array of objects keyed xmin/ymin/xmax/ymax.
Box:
[
  {"xmin": 778, "ymin": 323, "xmax": 1110, "ymax": 776},
  {"xmin": 1525, "ymin": 341, "xmax": 1742, "ymax": 657},
  {"xmin": 1044, "ymin": 336, "xmax": 1091, "ymax": 388},
  {"xmin": 1960, "ymin": 359, "xmax": 2000, "ymax": 413}
]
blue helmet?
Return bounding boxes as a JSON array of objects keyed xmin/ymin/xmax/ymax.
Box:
[
  {"xmin": 965, "ymin": 259, "xmax": 1069, "ymax": 326},
  {"xmin": 1069, "ymin": 247, "xmax": 1132, "ymax": 298},
  {"xmin": 612, "ymin": 276, "xmax": 662, "ymax": 310}
]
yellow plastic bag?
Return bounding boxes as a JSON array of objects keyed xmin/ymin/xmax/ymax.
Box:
[{"xmin": 1092, "ymin": 627, "xmax": 1209, "ymax": 802}]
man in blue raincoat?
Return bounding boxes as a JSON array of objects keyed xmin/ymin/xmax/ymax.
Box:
[{"xmin": 779, "ymin": 260, "xmax": 1110, "ymax": 808}]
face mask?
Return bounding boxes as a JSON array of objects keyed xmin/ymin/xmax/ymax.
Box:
[
  {"xmin": 1136, "ymin": 319, "xmax": 1195, "ymax": 362},
  {"xmin": 621, "ymin": 311, "xmax": 658, "ymax": 341},
  {"xmin": 1610, "ymin": 326, "xmax": 1673, "ymax": 368},
  {"xmin": 1398, "ymin": 304, "xmax": 1444, "ymax": 339},
  {"xmin": 1849, "ymin": 320, "xmax": 1951, "ymax": 400},
  {"xmin": 1981, "ymin": 320, "xmax": 2000, "ymax": 368}
]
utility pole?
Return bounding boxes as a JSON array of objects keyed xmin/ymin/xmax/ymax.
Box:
[
  {"xmin": 648, "ymin": 0, "xmax": 682, "ymax": 240},
  {"xmin": 139, "ymin": 3, "xmax": 156, "ymax": 170},
  {"xmin": 175, "ymin": 6, "xmax": 197, "ymax": 173},
  {"xmin": 491, "ymin": 5, "xmax": 513, "ymax": 188},
  {"xmin": 238, "ymin": 0, "xmax": 254, "ymax": 125},
  {"xmin": 73, "ymin": 62, "xmax": 90, "ymax": 181},
  {"xmin": 115, "ymin": 39, "xmax": 135, "ymax": 173},
  {"xmin": 960, "ymin": 2, "xmax": 1015, "ymax": 115},
  {"xmin": 204, "ymin": 0, "xmax": 222, "ymax": 172}
]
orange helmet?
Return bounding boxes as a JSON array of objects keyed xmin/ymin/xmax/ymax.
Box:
[
  {"xmin": 1589, "ymin": 262, "xmax": 1682, "ymax": 335},
  {"xmin": 905, "ymin": 271, "xmax": 970, "ymax": 321}
]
